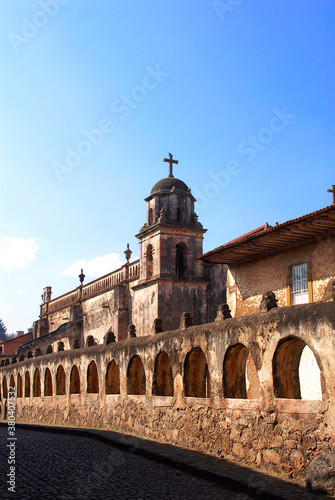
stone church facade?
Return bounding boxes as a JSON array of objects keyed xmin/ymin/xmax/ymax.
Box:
[{"xmin": 21, "ymin": 163, "xmax": 226, "ymax": 357}]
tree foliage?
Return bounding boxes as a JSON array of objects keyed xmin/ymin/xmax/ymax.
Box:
[{"xmin": 0, "ymin": 318, "xmax": 8, "ymax": 339}]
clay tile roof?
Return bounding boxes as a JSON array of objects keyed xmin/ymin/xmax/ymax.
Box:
[{"xmin": 201, "ymin": 204, "xmax": 335, "ymax": 265}]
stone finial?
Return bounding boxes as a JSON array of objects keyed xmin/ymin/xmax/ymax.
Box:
[
  {"xmin": 216, "ymin": 303, "xmax": 232, "ymax": 321},
  {"xmin": 106, "ymin": 331, "xmax": 116, "ymax": 344},
  {"xmin": 128, "ymin": 324, "xmax": 136, "ymax": 338},
  {"xmin": 57, "ymin": 342, "xmax": 64, "ymax": 352},
  {"xmin": 260, "ymin": 291, "xmax": 278, "ymax": 312},
  {"xmin": 180, "ymin": 312, "xmax": 193, "ymax": 330},
  {"xmin": 152, "ymin": 318, "xmax": 163, "ymax": 335},
  {"xmin": 42, "ymin": 286, "xmax": 52, "ymax": 303},
  {"xmin": 322, "ymin": 278, "xmax": 335, "ymax": 302},
  {"xmin": 78, "ymin": 269, "xmax": 85, "ymax": 285},
  {"xmin": 124, "ymin": 243, "xmax": 132, "ymax": 263}
]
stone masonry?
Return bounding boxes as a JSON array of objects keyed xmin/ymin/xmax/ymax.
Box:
[{"xmin": 1, "ymin": 301, "xmax": 334, "ymax": 481}]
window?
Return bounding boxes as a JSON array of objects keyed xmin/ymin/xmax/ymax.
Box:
[
  {"xmin": 177, "ymin": 206, "xmax": 184, "ymax": 222},
  {"xmin": 286, "ymin": 257, "xmax": 312, "ymax": 306},
  {"xmin": 291, "ymin": 263, "xmax": 308, "ymax": 305},
  {"xmin": 148, "ymin": 208, "xmax": 154, "ymax": 225},
  {"xmin": 127, "ymin": 355, "xmax": 146, "ymax": 395},
  {"xmin": 175, "ymin": 243, "xmax": 186, "ymax": 279},
  {"xmin": 106, "ymin": 360, "xmax": 120, "ymax": 394},
  {"xmin": 87, "ymin": 361, "xmax": 99, "ymax": 393},
  {"xmin": 70, "ymin": 365, "xmax": 81, "ymax": 394},
  {"xmin": 273, "ymin": 337, "xmax": 323, "ymax": 400},
  {"xmin": 146, "ymin": 244, "xmax": 153, "ymax": 280},
  {"xmin": 223, "ymin": 344, "xmax": 261, "ymax": 399},
  {"xmin": 152, "ymin": 351, "xmax": 173, "ymax": 396},
  {"xmin": 184, "ymin": 348, "xmax": 210, "ymax": 398}
]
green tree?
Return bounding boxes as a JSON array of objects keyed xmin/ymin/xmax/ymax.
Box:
[{"xmin": 0, "ymin": 318, "xmax": 7, "ymax": 339}]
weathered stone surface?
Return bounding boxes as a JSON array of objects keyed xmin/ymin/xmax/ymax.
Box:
[
  {"xmin": 306, "ymin": 451, "xmax": 335, "ymax": 495},
  {"xmin": 322, "ymin": 278, "xmax": 335, "ymax": 302},
  {"xmin": 1, "ymin": 301, "xmax": 334, "ymax": 482},
  {"xmin": 284, "ymin": 439, "xmax": 297, "ymax": 450},
  {"xmin": 269, "ymin": 436, "xmax": 283, "ymax": 448}
]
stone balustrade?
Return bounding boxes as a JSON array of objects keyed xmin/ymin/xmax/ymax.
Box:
[{"xmin": 40, "ymin": 260, "xmax": 140, "ymax": 316}]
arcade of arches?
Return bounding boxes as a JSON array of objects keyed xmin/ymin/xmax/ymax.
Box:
[{"xmin": 1, "ymin": 301, "xmax": 334, "ymax": 480}]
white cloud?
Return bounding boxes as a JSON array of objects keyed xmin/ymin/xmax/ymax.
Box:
[
  {"xmin": 0, "ymin": 237, "xmax": 39, "ymax": 270},
  {"xmin": 61, "ymin": 252, "xmax": 123, "ymax": 278},
  {"xmin": 16, "ymin": 290, "xmax": 24, "ymax": 295}
]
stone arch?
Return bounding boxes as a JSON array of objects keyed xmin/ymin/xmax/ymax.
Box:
[
  {"xmin": 175, "ymin": 242, "xmax": 187, "ymax": 279},
  {"xmin": 27, "ymin": 351, "xmax": 33, "ymax": 359},
  {"xmin": 105, "ymin": 360, "xmax": 120, "ymax": 394},
  {"xmin": 46, "ymin": 345, "xmax": 53, "ymax": 354},
  {"xmin": 10, "ymin": 374, "xmax": 15, "ymax": 389},
  {"xmin": 17, "ymin": 373, "xmax": 23, "ymax": 398},
  {"xmin": 273, "ymin": 336, "xmax": 323, "ymax": 399},
  {"xmin": 127, "ymin": 355, "xmax": 146, "ymax": 395},
  {"xmin": 146, "ymin": 244, "xmax": 153, "ymax": 280},
  {"xmin": 44, "ymin": 368, "xmax": 53, "ymax": 396},
  {"xmin": 19, "ymin": 355, "xmax": 25, "ymax": 362},
  {"xmin": 184, "ymin": 347, "xmax": 210, "ymax": 398},
  {"xmin": 223, "ymin": 344, "xmax": 261, "ymax": 399},
  {"xmin": 35, "ymin": 348, "xmax": 42, "ymax": 357},
  {"xmin": 56, "ymin": 365, "xmax": 66, "ymax": 395},
  {"xmin": 25, "ymin": 372, "xmax": 30, "ymax": 397},
  {"xmin": 152, "ymin": 351, "xmax": 173, "ymax": 396},
  {"xmin": 70, "ymin": 365, "xmax": 81, "ymax": 394},
  {"xmin": 87, "ymin": 360, "xmax": 99, "ymax": 394},
  {"xmin": 2, "ymin": 376, "xmax": 8, "ymax": 399},
  {"xmin": 33, "ymin": 368, "xmax": 41, "ymax": 397}
]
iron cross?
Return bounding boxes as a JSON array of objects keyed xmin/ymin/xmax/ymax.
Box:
[
  {"xmin": 327, "ymin": 185, "xmax": 335, "ymax": 204},
  {"xmin": 163, "ymin": 153, "xmax": 178, "ymax": 178}
]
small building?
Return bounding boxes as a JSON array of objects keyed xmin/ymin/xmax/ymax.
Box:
[
  {"xmin": 0, "ymin": 332, "xmax": 33, "ymax": 367},
  {"xmin": 201, "ymin": 203, "xmax": 335, "ymax": 317}
]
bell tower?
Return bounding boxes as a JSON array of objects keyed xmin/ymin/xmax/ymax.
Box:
[{"xmin": 132, "ymin": 155, "xmax": 210, "ymax": 334}]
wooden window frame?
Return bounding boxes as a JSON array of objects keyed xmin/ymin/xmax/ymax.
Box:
[{"xmin": 286, "ymin": 255, "xmax": 313, "ymax": 306}]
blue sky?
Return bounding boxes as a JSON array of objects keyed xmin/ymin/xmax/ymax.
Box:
[{"xmin": 0, "ymin": 0, "xmax": 334, "ymax": 333}]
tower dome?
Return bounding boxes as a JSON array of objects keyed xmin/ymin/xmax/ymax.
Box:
[
  {"xmin": 150, "ymin": 177, "xmax": 190, "ymax": 196},
  {"xmin": 139, "ymin": 154, "xmax": 202, "ymax": 232}
]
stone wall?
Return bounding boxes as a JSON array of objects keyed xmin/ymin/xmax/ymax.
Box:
[{"xmin": 1, "ymin": 302, "xmax": 334, "ymax": 480}]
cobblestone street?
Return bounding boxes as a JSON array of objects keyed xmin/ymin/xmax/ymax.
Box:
[{"xmin": 0, "ymin": 427, "xmax": 251, "ymax": 500}]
